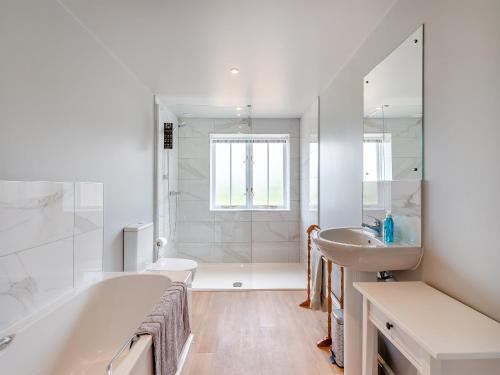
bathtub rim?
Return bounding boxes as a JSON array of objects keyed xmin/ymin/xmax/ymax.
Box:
[
  {"xmin": 112, "ymin": 269, "xmax": 194, "ymax": 375},
  {"xmin": 113, "ymin": 332, "xmax": 194, "ymax": 375},
  {"xmin": 0, "ymin": 272, "xmax": 172, "ymax": 338}
]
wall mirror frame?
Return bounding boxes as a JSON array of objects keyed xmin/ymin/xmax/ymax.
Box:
[{"xmin": 362, "ymin": 25, "xmax": 423, "ymax": 246}]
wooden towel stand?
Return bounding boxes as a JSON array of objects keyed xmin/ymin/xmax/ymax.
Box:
[
  {"xmin": 299, "ymin": 224, "xmax": 319, "ymax": 308},
  {"xmin": 300, "ymin": 224, "xmax": 344, "ymax": 348}
]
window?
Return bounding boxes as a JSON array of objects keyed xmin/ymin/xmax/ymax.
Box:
[
  {"xmin": 210, "ymin": 134, "xmax": 290, "ymax": 210},
  {"xmin": 363, "ymin": 133, "xmax": 392, "ymax": 208}
]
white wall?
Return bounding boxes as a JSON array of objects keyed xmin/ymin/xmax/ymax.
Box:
[
  {"xmin": 319, "ymin": 0, "xmax": 500, "ymax": 372},
  {"xmin": 0, "ymin": 0, "xmax": 155, "ymax": 271}
]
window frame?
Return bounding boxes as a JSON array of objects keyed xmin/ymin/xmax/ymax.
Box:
[
  {"xmin": 363, "ymin": 133, "xmax": 392, "ymax": 209},
  {"xmin": 209, "ymin": 133, "xmax": 290, "ymax": 211}
]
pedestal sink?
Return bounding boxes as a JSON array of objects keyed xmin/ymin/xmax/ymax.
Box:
[
  {"xmin": 313, "ymin": 227, "xmax": 422, "ymax": 272},
  {"xmin": 313, "ymin": 227, "xmax": 423, "ymax": 375}
]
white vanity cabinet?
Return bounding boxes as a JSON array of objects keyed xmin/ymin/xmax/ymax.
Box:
[{"xmin": 354, "ymin": 282, "xmax": 500, "ymax": 375}]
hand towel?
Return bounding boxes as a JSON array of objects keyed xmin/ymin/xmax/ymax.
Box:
[
  {"xmin": 136, "ymin": 281, "xmax": 191, "ymax": 375},
  {"xmin": 310, "ymin": 243, "xmax": 327, "ymax": 312}
]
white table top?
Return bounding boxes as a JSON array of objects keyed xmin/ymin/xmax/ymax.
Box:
[{"xmin": 354, "ymin": 281, "xmax": 500, "ymax": 360}]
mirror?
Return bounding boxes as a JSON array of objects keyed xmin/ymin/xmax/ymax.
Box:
[{"xmin": 363, "ymin": 25, "xmax": 423, "ymax": 245}]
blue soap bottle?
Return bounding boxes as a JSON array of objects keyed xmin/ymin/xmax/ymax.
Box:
[{"xmin": 384, "ymin": 211, "xmax": 394, "ymax": 244}]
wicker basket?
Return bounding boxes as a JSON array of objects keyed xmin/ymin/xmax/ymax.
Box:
[{"xmin": 331, "ymin": 308, "xmax": 344, "ymax": 368}]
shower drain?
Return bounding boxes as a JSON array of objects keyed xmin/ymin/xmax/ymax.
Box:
[{"xmin": 233, "ymin": 282, "xmax": 243, "ymax": 288}]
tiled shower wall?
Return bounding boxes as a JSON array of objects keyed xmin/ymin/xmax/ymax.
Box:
[
  {"xmin": 0, "ymin": 180, "xmax": 103, "ymax": 331},
  {"xmin": 165, "ymin": 118, "xmax": 301, "ymax": 263},
  {"xmin": 299, "ymin": 99, "xmax": 319, "ymax": 266}
]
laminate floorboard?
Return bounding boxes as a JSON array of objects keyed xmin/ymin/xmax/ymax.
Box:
[{"xmin": 183, "ymin": 291, "xmax": 344, "ymax": 375}]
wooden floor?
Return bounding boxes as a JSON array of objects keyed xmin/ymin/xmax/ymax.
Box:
[{"xmin": 183, "ymin": 291, "xmax": 344, "ymax": 375}]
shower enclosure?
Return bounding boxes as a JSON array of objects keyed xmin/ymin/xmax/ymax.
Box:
[{"xmin": 155, "ymin": 103, "xmax": 301, "ymax": 263}]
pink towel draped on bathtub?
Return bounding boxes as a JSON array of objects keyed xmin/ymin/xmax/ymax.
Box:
[{"xmin": 136, "ymin": 281, "xmax": 191, "ymax": 375}]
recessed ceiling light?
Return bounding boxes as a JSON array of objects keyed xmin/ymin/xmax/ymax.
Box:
[
  {"xmin": 236, "ymin": 107, "xmax": 242, "ymax": 111},
  {"xmin": 236, "ymin": 113, "xmax": 241, "ymax": 117},
  {"xmin": 230, "ymin": 67, "xmax": 240, "ymax": 75},
  {"xmin": 183, "ymin": 113, "xmax": 192, "ymax": 117}
]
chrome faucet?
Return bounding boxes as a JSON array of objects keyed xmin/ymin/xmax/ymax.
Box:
[{"xmin": 362, "ymin": 216, "xmax": 383, "ymax": 237}]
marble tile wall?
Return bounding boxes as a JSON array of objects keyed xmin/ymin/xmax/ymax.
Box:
[
  {"xmin": 74, "ymin": 182, "xmax": 104, "ymax": 283},
  {"xmin": 0, "ymin": 180, "xmax": 103, "ymax": 331},
  {"xmin": 169, "ymin": 117, "xmax": 301, "ymax": 263},
  {"xmin": 391, "ymin": 180, "xmax": 421, "ymax": 245},
  {"xmin": 362, "ymin": 180, "xmax": 421, "ymax": 245}
]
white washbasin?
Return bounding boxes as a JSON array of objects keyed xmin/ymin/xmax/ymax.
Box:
[{"xmin": 313, "ymin": 227, "xmax": 422, "ymax": 272}]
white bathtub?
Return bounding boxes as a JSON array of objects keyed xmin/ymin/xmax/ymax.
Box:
[{"xmin": 0, "ymin": 273, "xmax": 182, "ymax": 375}]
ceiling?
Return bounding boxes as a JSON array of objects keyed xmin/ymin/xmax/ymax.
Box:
[{"xmin": 63, "ymin": 0, "xmax": 397, "ymax": 118}]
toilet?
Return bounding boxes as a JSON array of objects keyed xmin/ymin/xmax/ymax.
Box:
[
  {"xmin": 124, "ymin": 222, "xmax": 198, "ymax": 327},
  {"xmin": 123, "ymin": 222, "xmax": 198, "ymax": 283}
]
